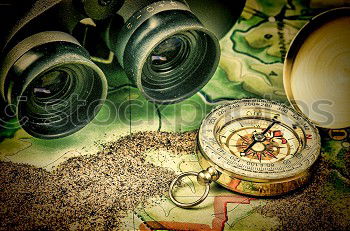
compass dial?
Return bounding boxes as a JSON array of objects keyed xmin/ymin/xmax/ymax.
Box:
[
  {"xmin": 218, "ymin": 118, "xmax": 302, "ymax": 164},
  {"xmin": 198, "ymin": 99, "xmax": 321, "ymax": 189}
]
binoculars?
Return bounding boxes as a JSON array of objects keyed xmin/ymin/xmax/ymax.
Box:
[{"xmin": 0, "ymin": 0, "xmax": 244, "ymax": 139}]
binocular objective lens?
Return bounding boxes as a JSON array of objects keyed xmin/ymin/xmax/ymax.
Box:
[{"xmin": 0, "ymin": 31, "xmax": 107, "ymax": 139}]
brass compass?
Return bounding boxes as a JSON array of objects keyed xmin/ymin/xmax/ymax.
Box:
[{"xmin": 169, "ymin": 99, "xmax": 321, "ymax": 208}]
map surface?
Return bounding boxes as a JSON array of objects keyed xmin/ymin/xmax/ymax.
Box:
[{"xmin": 1, "ymin": 0, "xmax": 350, "ymax": 230}]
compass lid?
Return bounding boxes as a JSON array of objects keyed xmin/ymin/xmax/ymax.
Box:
[{"xmin": 283, "ymin": 7, "xmax": 350, "ymax": 129}]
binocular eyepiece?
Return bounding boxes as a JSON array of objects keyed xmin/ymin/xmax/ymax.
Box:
[
  {"xmin": 0, "ymin": 0, "xmax": 224, "ymax": 139},
  {"xmin": 105, "ymin": 0, "xmax": 220, "ymax": 104},
  {"xmin": 0, "ymin": 31, "xmax": 107, "ymax": 139}
]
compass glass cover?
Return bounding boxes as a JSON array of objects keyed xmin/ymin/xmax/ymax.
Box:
[{"xmin": 198, "ymin": 99, "xmax": 321, "ymax": 181}]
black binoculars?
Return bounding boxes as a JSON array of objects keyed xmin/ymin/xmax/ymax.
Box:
[{"xmin": 0, "ymin": 0, "xmax": 244, "ymax": 139}]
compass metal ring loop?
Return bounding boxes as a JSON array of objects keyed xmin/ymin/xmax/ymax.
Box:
[{"xmin": 169, "ymin": 171, "xmax": 210, "ymax": 208}]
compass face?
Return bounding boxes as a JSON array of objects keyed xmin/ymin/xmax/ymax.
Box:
[
  {"xmin": 198, "ymin": 99, "xmax": 321, "ymax": 180},
  {"xmin": 218, "ymin": 118, "xmax": 301, "ymax": 164}
]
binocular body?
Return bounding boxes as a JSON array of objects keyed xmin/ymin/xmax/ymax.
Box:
[{"xmin": 0, "ymin": 0, "xmax": 244, "ymax": 139}]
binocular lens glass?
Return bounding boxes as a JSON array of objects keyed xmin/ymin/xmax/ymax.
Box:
[
  {"xmin": 150, "ymin": 36, "xmax": 187, "ymax": 72},
  {"xmin": 32, "ymin": 70, "xmax": 70, "ymax": 100},
  {"xmin": 138, "ymin": 29, "xmax": 218, "ymax": 103},
  {"xmin": 19, "ymin": 62, "xmax": 106, "ymax": 138}
]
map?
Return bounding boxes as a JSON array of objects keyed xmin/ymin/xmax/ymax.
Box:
[{"xmin": 1, "ymin": 0, "xmax": 350, "ymax": 230}]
